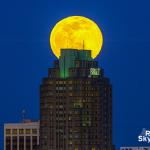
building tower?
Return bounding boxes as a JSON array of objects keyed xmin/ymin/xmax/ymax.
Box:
[{"xmin": 39, "ymin": 49, "xmax": 115, "ymax": 150}]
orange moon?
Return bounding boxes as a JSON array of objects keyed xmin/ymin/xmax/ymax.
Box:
[{"xmin": 50, "ymin": 16, "xmax": 103, "ymax": 59}]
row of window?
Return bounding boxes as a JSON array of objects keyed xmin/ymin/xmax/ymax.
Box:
[
  {"xmin": 42, "ymin": 86, "xmax": 99, "ymax": 91},
  {"xmin": 56, "ymin": 81, "xmax": 91, "ymax": 85},
  {"xmin": 6, "ymin": 136, "xmax": 38, "ymax": 150},
  {"xmin": 5, "ymin": 129, "xmax": 38, "ymax": 135}
]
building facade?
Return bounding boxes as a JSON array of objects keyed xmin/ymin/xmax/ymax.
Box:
[
  {"xmin": 120, "ymin": 147, "xmax": 150, "ymax": 150},
  {"xmin": 4, "ymin": 120, "xmax": 39, "ymax": 150},
  {"xmin": 40, "ymin": 49, "xmax": 115, "ymax": 150}
]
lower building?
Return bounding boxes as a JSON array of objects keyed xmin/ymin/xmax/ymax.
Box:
[
  {"xmin": 120, "ymin": 147, "xmax": 150, "ymax": 150},
  {"xmin": 4, "ymin": 120, "xmax": 39, "ymax": 150}
]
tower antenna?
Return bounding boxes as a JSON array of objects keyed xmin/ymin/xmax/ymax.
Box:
[
  {"xmin": 67, "ymin": 39, "xmax": 69, "ymax": 48},
  {"xmin": 21, "ymin": 109, "xmax": 26, "ymax": 122},
  {"xmin": 83, "ymin": 40, "xmax": 85, "ymax": 50}
]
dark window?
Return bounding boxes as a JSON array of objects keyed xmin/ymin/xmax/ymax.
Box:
[
  {"xmin": 32, "ymin": 136, "xmax": 37, "ymax": 149},
  {"xmin": 12, "ymin": 136, "xmax": 17, "ymax": 150},
  {"xmin": 6, "ymin": 136, "xmax": 11, "ymax": 150},
  {"xmin": 19, "ymin": 136, "xmax": 24, "ymax": 150},
  {"xmin": 26, "ymin": 136, "xmax": 31, "ymax": 150}
]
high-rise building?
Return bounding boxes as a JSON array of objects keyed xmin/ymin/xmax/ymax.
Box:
[
  {"xmin": 4, "ymin": 120, "xmax": 39, "ymax": 150},
  {"xmin": 39, "ymin": 49, "xmax": 115, "ymax": 150},
  {"xmin": 120, "ymin": 147, "xmax": 150, "ymax": 150}
]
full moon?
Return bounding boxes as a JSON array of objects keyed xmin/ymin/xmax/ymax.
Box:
[{"xmin": 50, "ymin": 16, "xmax": 103, "ymax": 59}]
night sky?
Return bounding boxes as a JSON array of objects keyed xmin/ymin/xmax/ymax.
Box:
[{"xmin": 0, "ymin": 0, "xmax": 150, "ymax": 149}]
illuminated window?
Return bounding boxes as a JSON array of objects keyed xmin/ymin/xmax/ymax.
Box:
[
  {"xmin": 48, "ymin": 81, "xmax": 53, "ymax": 84},
  {"xmin": 57, "ymin": 81, "xmax": 63, "ymax": 84},
  {"xmin": 92, "ymin": 147, "xmax": 95, "ymax": 150},
  {"xmin": 69, "ymin": 140, "xmax": 72, "ymax": 145},
  {"xmin": 74, "ymin": 102, "xmax": 83, "ymax": 108},
  {"xmin": 69, "ymin": 81, "xmax": 73, "ymax": 84},
  {"xmin": 90, "ymin": 68, "xmax": 100, "ymax": 76},
  {"xmin": 6, "ymin": 129, "xmax": 11, "ymax": 135},
  {"xmin": 75, "ymin": 146, "xmax": 78, "ymax": 150},
  {"xmin": 19, "ymin": 129, "xmax": 24, "ymax": 134},
  {"xmin": 32, "ymin": 129, "xmax": 37, "ymax": 134},
  {"xmin": 69, "ymin": 93, "xmax": 73, "ymax": 96},
  {"xmin": 69, "ymin": 87, "xmax": 73, "ymax": 90},
  {"xmin": 12, "ymin": 129, "xmax": 17, "ymax": 135},
  {"xmin": 25, "ymin": 129, "xmax": 31, "ymax": 134}
]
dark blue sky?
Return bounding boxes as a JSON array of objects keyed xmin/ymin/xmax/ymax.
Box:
[{"xmin": 0, "ymin": 0, "xmax": 150, "ymax": 149}]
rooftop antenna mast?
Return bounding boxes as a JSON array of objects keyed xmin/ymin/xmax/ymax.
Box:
[
  {"xmin": 67, "ymin": 39, "xmax": 69, "ymax": 48},
  {"xmin": 83, "ymin": 40, "xmax": 85, "ymax": 50},
  {"xmin": 21, "ymin": 109, "xmax": 26, "ymax": 122}
]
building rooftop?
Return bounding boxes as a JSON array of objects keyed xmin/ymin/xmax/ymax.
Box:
[{"xmin": 4, "ymin": 119, "xmax": 39, "ymax": 127}]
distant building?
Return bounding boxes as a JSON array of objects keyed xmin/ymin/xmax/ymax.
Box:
[
  {"xmin": 4, "ymin": 120, "xmax": 39, "ymax": 150},
  {"xmin": 39, "ymin": 49, "xmax": 115, "ymax": 150},
  {"xmin": 120, "ymin": 147, "xmax": 150, "ymax": 150}
]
